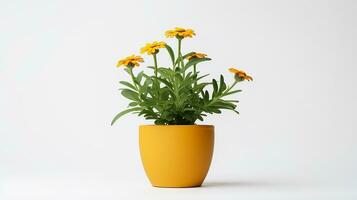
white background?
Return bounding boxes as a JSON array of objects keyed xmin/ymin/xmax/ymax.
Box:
[{"xmin": 1, "ymin": 0, "xmax": 357, "ymax": 199}]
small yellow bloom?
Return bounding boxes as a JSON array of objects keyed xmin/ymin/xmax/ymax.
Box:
[
  {"xmin": 140, "ymin": 41, "xmax": 166, "ymax": 55},
  {"xmin": 165, "ymin": 27, "xmax": 196, "ymax": 39},
  {"xmin": 229, "ymin": 68, "xmax": 253, "ymax": 81},
  {"xmin": 186, "ymin": 52, "xmax": 207, "ymax": 60},
  {"xmin": 116, "ymin": 55, "xmax": 144, "ymax": 67}
]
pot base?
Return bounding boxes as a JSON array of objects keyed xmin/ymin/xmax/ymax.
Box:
[{"xmin": 152, "ymin": 184, "xmax": 202, "ymax": 188}]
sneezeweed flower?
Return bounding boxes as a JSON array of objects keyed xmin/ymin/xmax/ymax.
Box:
[
  {"xmin": 116, "ymin": 54, "xmax": 144, "ymax": 67},
  {"xmin": 165, "ymin": 27, "xmax": 196, "ymax": 39},
  {"xmin": 229, "ymin": 68, "xmax": 253, "ymax": 81},
  {"xmin": 140, "ymin": 41, "xmax": 166, "ymax": 55},
  {"xmin": 186, "ymin": 52, "xmax": 207, "ymax": 61}
]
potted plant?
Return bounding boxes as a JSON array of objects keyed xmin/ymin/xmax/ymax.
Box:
[{"xmin": 112, "ymin": 27, "xmax": 252, "ymax": 188}]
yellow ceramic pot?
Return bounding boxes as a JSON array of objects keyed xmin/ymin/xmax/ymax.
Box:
[{"xmin": 139, "ymin": 125, "xmax": 214, "ymax": 188}]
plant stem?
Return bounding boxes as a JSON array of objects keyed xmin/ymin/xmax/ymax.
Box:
[
  {"xmin": 153, "ymin": 54, "xmax": 158, "ymax": 78},
  {"xmin": 174, "ymin": 38, "xmax": 181, "ymax": 107},
  {"xmin": 177, "ymin": 38, "xmax": 182, "ymax": 71},
  {"xmin": 152, "ymin": 53, "xmax": 160, "ymax": 95},
  {"xmin": 226, "ymin": 80, "xmax": 238, "ymax": 93},
  {"xmin": 193, "ymin": 64, "xmax": 197, "ymax": 87},
  {"xmin": 129, "ymin": 67, "xmax": 138, "ymax": 90}
]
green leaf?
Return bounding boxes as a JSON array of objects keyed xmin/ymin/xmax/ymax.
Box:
[
  {"xmin": 119, "ymin": 81, "xmax": 136, "ymax": 90},
  {"xmin": 136, "ymin": 71, "xmax": 144, "ymax": 84},
  {"xmin": 182, "ymin": 52, "xmax": 196, "ymax": 59},
  {"xmin": 232, "ymin": 109, "xmax": 240, "ymax": 115},
  {"xmin": 129, "ymin": 102, "xmax": 139, "ymax": 107},
  {"xmin": 225, "ymin": 100, "xmax": 239, "ymax": 103},
  {"xmin": 111, "ymin": 107, "xmax": 142, "ymax": 125},
  {"xmin": 197, "ymin": 74, "xmax": 210, "ymax": 81},
  {"xmin": 124, "ymin": 67, "xmax": 131, "ymax": 75},
  {"xmin": 197, "ymin": 115, "xmax": 204, "ymax": 121},
  {"xmin": 204, "ymin": 91, "xmax": 209, "ymax": 102},
  {"xmin": 212, "ymin": 109, "xmax": 222, "ymax": 113},
  {"xmin": 184, "ymin": 57, "xmax": 211, "ymax": 71},
  {"xmin": 155, "ymin": 77, "xmax": 173, "ymax": 88},
  {"xmin": 157, "ymin": 67, "xmax": 174, "ymax": 78},
  {"xmin": 185, "ymin": 72, "xmax": 192, "ymax": 78},
  {"xmin": 212, "ymin": 79, "xmax": 218, "ymax": 97},
  {"xmin": 212, "ymin": 101, "xmax": 236, "ymax": 109},
  {"xmin": 154, "ymin": 118, "xmax": 167, "ymax": 125},
  {"xmin": 174, "ymin": 52, "xmax": 195, "ymax": 66},
  {"xmin": 225, "ymin": 89, "xmax": 242, "ymax": 96},
  {"xmin": 143, "ymin": 78, "xmax": 153, "ymax": 88},
  {"xmin": 121, "ymin": 89, "xmax": 139, "ymax": 101},
  {"xmin": 219, "ymin": 75, "xmax": 227, "ymax": 94},
  {"xmin": 165, "ymin": 44, "xmax": 175, "ymax": 66},
  {"xmin": 194, "ymin": 82, "xmax": 210, "ymax": 92}
]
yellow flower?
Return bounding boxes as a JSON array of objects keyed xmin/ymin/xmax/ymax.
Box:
[
  {"xmin": 116, "ymin": 54, "xmax": 144, "ymax": 67},
  {"xmin": 140, "ymin": 41, "xmax": 166, "ymax": 55},
  {"xmin": 229, "ymin": 68, "xmax": 253, "ymax": 81},
  {"xmin": 165, "ymin": 27, "xmax": 196, "ymax": 39},
  {"xmin": 186, "ymin": 52, "xmax": 207, "ymax": 60}
]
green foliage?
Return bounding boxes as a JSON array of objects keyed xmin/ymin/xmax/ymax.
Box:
[{"xmin": 112, "ymin": 42, "xmax": 249, "ymax": 125}]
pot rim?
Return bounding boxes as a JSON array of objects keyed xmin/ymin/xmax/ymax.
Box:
[{"xmin": 139, "ymin": 124, "xmax": 214, "ymax": 128}]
